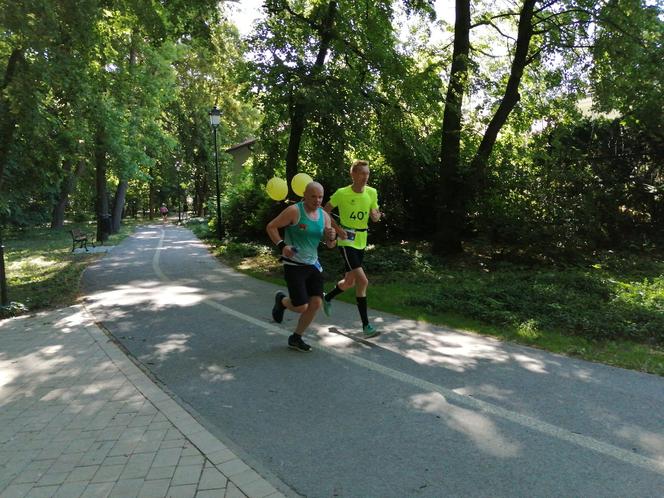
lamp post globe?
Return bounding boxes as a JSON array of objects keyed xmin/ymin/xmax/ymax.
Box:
[{"xmin": 208, "ymin": 106, "xmax": 223, "ymax": 240}]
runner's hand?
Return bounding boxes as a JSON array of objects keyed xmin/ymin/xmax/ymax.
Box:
[
  {"xmin": 324, "ymin": 227, "xmax": 336, "ymax": 241},
  {"xmin": 370, "ymin": 209, "xmax": 384, "ymax": 222}
]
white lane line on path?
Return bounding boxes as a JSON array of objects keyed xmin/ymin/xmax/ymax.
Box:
[{"xmin": 152, "ymin": 227, "xmax": 664, "ymax": 477}]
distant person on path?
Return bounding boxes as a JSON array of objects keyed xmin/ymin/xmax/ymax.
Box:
[
  {"xmin": 266, "ymin": 182, "xmax": 337, "ymax": 352},
  {"xmin": 323, "ymin": 160, "xmax": 382, "ymax": 338},
  {"xmin": 159, "ymin": 203, "xmax": 168, "ymax": 221}
]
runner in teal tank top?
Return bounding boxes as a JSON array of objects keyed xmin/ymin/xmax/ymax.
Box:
[
  {"xmin": 266, "ymin": 182, "xmax": 337, "ymax": 352},
  {"xmin": 282, "ymin": 201, "xmax": 325, "ymax": 267}
]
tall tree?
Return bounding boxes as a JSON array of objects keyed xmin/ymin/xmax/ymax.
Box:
[
  {"xmin": 434, "ymin": 0, "xmax": 471, "ymax": 254},
  {"xmin": 283, "ymin": 1, "xmax": 337, "ymax": 186},
  {"xmin": 432, "ymin": 0, "xmax": 600, "ymax": 254},
  {"xmin": 250, "ymin": 0, "xmax": 412, "ymax": 193}
]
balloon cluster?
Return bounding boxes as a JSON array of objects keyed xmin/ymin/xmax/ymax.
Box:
[{"xmin": 265, "ymin": 172, "xmax": 313, "ymax": 201}]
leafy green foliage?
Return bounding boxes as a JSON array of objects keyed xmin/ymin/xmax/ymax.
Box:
[
  {"xmin": 247, "ymin": 1, "xmax": 419, "ymax": 184},
  {"xmin": 0, "ymin": 0, "xmax": 245, "ymax": 230},
  {"xmin": 415, "ymin": 263, "xmax": 664, "ymax": 345},
  {"xmin": 591, "ymin": 0, "xmax": 664, "ymax": 137},
  {"xmin": 222, "ymin": 178, "xmax": 285, "ymax": 242},
  {"xmin": 477, "ymin": 116, "xmax": 664, "ymax": 256}
]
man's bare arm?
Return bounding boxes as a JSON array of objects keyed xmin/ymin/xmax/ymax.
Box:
[
  {"xmin": 324, "ymin": 201, "xmax": 347, "ymax": 239},
  {"xmin": 322, "ymin": 211, "xmax": 337, "ymax": 248},
  {"xmin": 266, "ymin": 205, "xmax": 298, "ymax": 257}
]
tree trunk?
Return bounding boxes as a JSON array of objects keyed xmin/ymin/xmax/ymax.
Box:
[
  {"xmin": 95, "ymin": 128, "xmax": 109, "ymax": 242},
  {"xmin": 433, "ymin": 0, "xmax": 471, "ymax": 255},
  {"xmin": 0, "ymin": 49, "xmax": 23, "ymax": 194},
  {"xmin": 285, "ymin": 95, "xmax": 307, "ymax": 187},
  {"xmin": 111, "ymin": 180, "xmax": 128, "ymax": 233},
  {"xmin": 283, "ymin": 1, "xmax": 337, "ymax": 192},
  {"xmin": 433, "ymin": 0, "xmax": 538, "ymax": 255},
  {"xmin": 0, "ymin": 48, "xmax": 23, "ymax": 306},
  {"xmin": 51, "ymin": 159, "xmax": 85, "ymax": 229},
  {"xmin": 106, "ymin": 33, "xmax": 134, "ymax": 233}
]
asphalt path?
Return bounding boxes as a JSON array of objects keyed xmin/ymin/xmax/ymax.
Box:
[{"xmin": 82, "ymin": 223, "xmax": 664, "ymax": 497}]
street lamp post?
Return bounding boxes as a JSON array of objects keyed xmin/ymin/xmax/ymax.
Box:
[{"xmin": 209, "ymin": 105, "xmax": 223, "ymax": 240}]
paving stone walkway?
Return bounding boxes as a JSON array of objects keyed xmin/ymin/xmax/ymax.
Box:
[{"xmin": 0, "ymin": 305, "xmax": 288, "ymax": 498}]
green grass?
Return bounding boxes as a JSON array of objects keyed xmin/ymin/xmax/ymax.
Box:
[
  {"xmin": 188, "ymin": 220, "xmax": 664, "ymax": 377},
  {"xmin": 1, "ymin": 220, "xmax": 137, "ymax": 317}
]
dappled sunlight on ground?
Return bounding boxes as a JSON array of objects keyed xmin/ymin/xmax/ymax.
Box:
[
  {"xmin": 0, "ymin": 306, "xmax": 239, "ymax": 498},
  {"xmin": 452, "ymin": 384, "xmax": 515, "ymax": 404},
  {"xmin": 616, "ymin": 426, "xmax": 664, "ymax": 459},
  {"xmin": 152, "ymin": 333, "xmax": 191, "ymax": 362},
  {"xmin": 410, "ymin": 392, "xmax": 522, "ymax": 458},
  {"xmin": 200, "ymin": 364, "xmax": 237, "ymax": 383},
  {"xmin": 0, "ymin": 367, "xmax": 16, "ymax": 389},
  {"xmin": 206, "ymin": 288, "xmax": 253, "ymax": 300},
  {"xmin": 313, "ymin": 315, "xmax": 603, "ymax": 381},
  {"xmin": 368, "ymin": 319, "xmax": 512, "ymax": 372},
  {"xmin": 8, "ymin": 256, "xmax": 66, "ymax": 272},
  {"xmin": 0, "ymin": 349, "xmax": 76, "ymax": 402},
  {"xmin": 1, "ymin": 352, "xmax": 120, "ymax": 406},
  {"xmin": 317, "ymin": 327, "xmax": 377, "ymax": 352},
  {"xmin": 38, "ymin": 344, "xmax": 63, "ymax": 355},
  {"xmin": 85, "ymin": 281, "xmax": 207, "ymax": 312},
  {"xmin": 318, "ymin": 330, "xmax": 356, "ymax": 349},
  {"xmin": 135, "ymin": 229, "xmax": 161, "ymax": 237},
  {"xmin": 511, "ymin": 353, "xmax": 548, "ymax": 374},
  {"xmin": 52, "ymin": 308, "xmax": 94, "ymax": 334},
  {"xmin": 0, "ymin": 314, "xmax": 124, "ymax": 415},
  {"xmin": 560, "ymin": 365, "xmax": 595, "ymax": 381}
]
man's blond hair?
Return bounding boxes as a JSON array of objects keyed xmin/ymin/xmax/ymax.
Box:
[{"xmin": 350, "ymin": 159, "xmax": 369, "ymax": 174}]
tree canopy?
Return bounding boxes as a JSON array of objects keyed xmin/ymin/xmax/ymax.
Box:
[{"xmin": 1, "ymin": 0, "xmax": 661, "ymax": 258}]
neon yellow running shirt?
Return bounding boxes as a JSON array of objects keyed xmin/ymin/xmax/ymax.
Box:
[{"xmin": 328, "ymin": 185, "xmax": 378, "ymax": 250}]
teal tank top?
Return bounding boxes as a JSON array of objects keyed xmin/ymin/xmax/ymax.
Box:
[{"xmin": 284, "ymin": 202, "xmax": 324, "ymax": 266}]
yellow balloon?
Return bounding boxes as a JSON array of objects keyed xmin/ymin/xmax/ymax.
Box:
[
  {"xmin": 291, "ymin": 173, "xmax": 314, "ymax": 197},
  {"xmin": 266, "ymin": 177, "xmax": 288, "ymax": 201}
]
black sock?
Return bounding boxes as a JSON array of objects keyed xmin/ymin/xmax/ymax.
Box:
[
  {"xmin": 325, "ymin": 285, "xmax": 344, "ymax": 302},
  {"xmin": 356, "ymin": 297, "xmax": 369, "ymax": 326}
]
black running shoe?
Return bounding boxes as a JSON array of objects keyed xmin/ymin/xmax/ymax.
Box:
[
  {"xmin": 272, "ymin": 291, "xmax": 286, "ymax": 323},
  {"xmin": 288, "ymin": 334, "xmax": 312, "ymax": 352}
]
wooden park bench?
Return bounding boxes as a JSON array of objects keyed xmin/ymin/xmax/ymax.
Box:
[{"xmin": 70, "ymin": 229, "xmax": 94, "ymax": 252}]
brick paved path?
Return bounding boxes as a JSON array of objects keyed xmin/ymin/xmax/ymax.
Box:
[{"xmin": 0, "ymin": 306, "xmax": 288, "ymax": 498}]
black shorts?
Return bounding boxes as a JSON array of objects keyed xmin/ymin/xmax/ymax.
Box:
[
  {"xmin": 283, "ymin": 264, "xmax": 324, "ymax": 307},
  {"xmin": 339, "ymin": 246, "xmax": 365, "ymax": 272}
]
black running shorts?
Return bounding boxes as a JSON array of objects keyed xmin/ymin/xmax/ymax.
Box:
[
  {"xmin": 283, "ymin": 264, "xmax": 324, "ymax": 307},
  {"xmin": 338, "ymin": 245, "xmax": 365, "ymax": 272}
]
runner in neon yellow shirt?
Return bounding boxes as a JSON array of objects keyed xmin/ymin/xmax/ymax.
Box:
[{"xmin": 323, "ymin": 160, "xmax": 382, "ymax": 337}]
